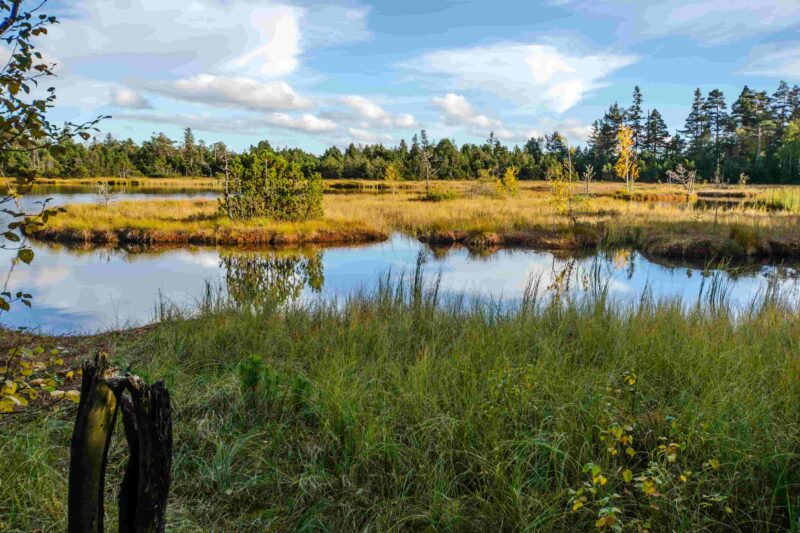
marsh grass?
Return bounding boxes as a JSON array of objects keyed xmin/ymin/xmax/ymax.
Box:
[
  {"xmin": 27, "ymin": 181, "xmax": 800, "ymax": 258},
  {"xmin": 3, "ymin": 273, "xmax": 800, "ymax": 531}
]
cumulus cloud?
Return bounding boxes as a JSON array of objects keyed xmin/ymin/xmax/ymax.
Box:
[
  {"xmin": 150, "ymin": 74, "xmax": 310, "ymax": 111},
  {"xmin": 740, "ymin": 42, "xmax": 800, "ymax": 78},
  {"xmin": 341, "ymin": 95, "xmax": 391, "ymax": 123},
  {"xmin": 266, "ymin": 113, "xmax": 337, "ymax": 133},
  {"xmin": 405, "ymin": 42, "xmax": 635, "ymax": 113},
  {"xmin": 109, "ymin": 87, "xmax": 152, "ymax": 109},
  {"xmin": 340, "ymin": 95, "xmax": 418, "ymax": 129},
  {"xmin": 47, "ymin": 1, "xmax": 307, "ymax": 79},
  {"xmin": 433, "ymin": 93, "xmax": 502, "ymax": 129},
  {"xmin": 527, "ymin": 117, "xmax": 593, "ymax": 144},
  {"xmin": 394, "ymin": 113, "xmax": 417, "ymax": 129},
  {"xmin": 550, "ymin": 0, "xmax": 800, "ymax": 44}
]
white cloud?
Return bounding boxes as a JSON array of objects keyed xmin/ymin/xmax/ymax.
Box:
[
  {"xmin": 110, "ymin": 87, "xmax": 151, "ymax": 109},
  {"xmin": 406, "ymin": 42, "xmax": 635, "ymax": 113},
  {"xmin": 48, "ymin": 1, "xmax": 306, "ymax": 79},
  {"xmin": 740, "ymin": 43, "xmax": 800, "ymax": 79},
  {"xmin": 227, "ymin": 7, "xmax": 301, "ymax": 77},
  {"xmin": 340, "ymin": 95, "xmax": 418, "ymax": 130},
  {"xmin": 527, "ymin": 118, "xmax": 593, "ymax": 144},
  {"xmin": 151, "ymin": 74, "xmax": 310, "ymax": 111},
  {"xmin": 552, "ymin": 0, "xmax": 800, "ymax": 44},
  {"xmin": 394, "ymin": 113, "xmax": 417, "ymax": 129},
  {"xmin": 266, "ymin": 113, "xmax": 337, "ymax": 133},
  {"xmin": 341, "ymin": 95, "xmax": 391, "ymax": 123},
  {"xmin": 433, "ymin": 93, "xmax": 502, "ymax": 129}
]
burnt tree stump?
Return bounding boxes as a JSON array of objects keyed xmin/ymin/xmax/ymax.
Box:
[{"xmin": 68, "ymin": 355, "xmax": 172, "ymax": 533}]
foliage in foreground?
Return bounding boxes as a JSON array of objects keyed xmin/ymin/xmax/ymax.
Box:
[{"xmin": 2, "ymin": 280, "xmax": 800, "ymax": 531}]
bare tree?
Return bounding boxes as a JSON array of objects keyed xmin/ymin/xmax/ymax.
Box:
[
  {"xmin": 666, "ymin": 164, "xmax": 697, "ymax": 196},
  {"xmin": 582, "ymin": 164, "xmax": 595, "ymax": 195},
  {"xmin": 91, "ymin": 181, "xmax": 120, "ymax": 207}
]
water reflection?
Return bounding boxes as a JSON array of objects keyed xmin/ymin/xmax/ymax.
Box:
[
  {"xmin": 1, "ymin": 235, "xmax": 800, "ymax": 334},
  {"xmin": 222, "ymin": 250, "xmax": 323, "ymax": 307}
]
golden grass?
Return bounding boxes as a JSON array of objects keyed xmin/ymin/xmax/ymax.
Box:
[{"xmin": 27, "ymin": 181, "xmax": 800, "ymax": 258}]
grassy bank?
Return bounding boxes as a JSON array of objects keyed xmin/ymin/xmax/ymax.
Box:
[
  {"xmin": 28, "ymin": 184, "xmax": 800, "ymax": 258},
  {"xmin": 29, "ymin": 199, "xmax": 387, "ymax": 246},
  {"xmin": 2, "ymin": 279, "xmax": 800, "ymax": 531}
]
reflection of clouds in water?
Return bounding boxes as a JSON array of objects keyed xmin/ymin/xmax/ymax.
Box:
[
  {"xmin": 171, "ymin": 250, "xmax": 223, "ymax": 270},
  {"xmin": 7, "ymin": 264, "xmax": 71, "ymax": 287},
  {"xmin": 4, "ymin": 228, "xmax": 800, "ymax": 334}
]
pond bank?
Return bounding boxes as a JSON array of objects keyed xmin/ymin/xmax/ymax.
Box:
[{"xmin": 27, "ymin": 193, "xmax": 800, "ymax": 260}]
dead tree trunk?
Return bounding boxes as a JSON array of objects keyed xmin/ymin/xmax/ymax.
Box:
[
  {"xmin": 68, "ymin": 356, "xmax": 119, "ymax": 533},
  {"xmin": 68, "ymin": 355, "xmax": 172, "ymax": 533},
  {"xmin": 118, "ymin": 379, "xmax": 172, "ymax": 533}
]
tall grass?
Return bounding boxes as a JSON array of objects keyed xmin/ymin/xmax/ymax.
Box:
[
  {"xmin": 757, "ymin": 187, "xmax": 800, "ymax": 213},
  {"xmin": 3, "ymin": 273, "xmax": 800, "ymax": 531}
]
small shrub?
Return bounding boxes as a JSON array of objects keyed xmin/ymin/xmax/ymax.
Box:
[
  {"xmin": 495, "ymin": 165, "xmax": 519, "ymax": 196},
  {"xmin": 419, "ymin": 187, "xmax": 458, "ymax": 202},
  {"xmin": 219, "ymin": 150, "xmax": 323, "ymax": 221}
]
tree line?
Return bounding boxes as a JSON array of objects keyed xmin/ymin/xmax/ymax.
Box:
[{"xmin": 2, "ymin": 81, "xmax": 799, "ymax": 184}]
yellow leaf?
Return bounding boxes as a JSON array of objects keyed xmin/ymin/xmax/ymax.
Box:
[
  {"xmin": 20, "ymin": 368, "xmax": 33, "ymax": 376},
  {"xmin": 8, "ymin": 394, "xmax": 27, "ymax": 407},
  {"xmin": 626, "ymin": 447, "xmax": 636, "ymax": 457},
  {"xmin": 572, "ymin": 501, "xmax": 584, "ymax": 512},
  {"xmin": 64, "ymin": 390, "xmax": 81, "ymax": 403},
  {"xmin": 53, "ymin": 358, "xmax": 64, "ymax": 366},
  {"xmin": 65, "ymin": 371, "xmax": 74, "ymax": 380},
  {"xmin": 50, "ymin": 390, "xmax": 65, "ymax": 399},
  {"xmin": 725, "ymin": 506, "xmax": 733, "ymax": 514},
  {"xmin": 708, "ymin": 458, "xmax": 721, "ymax": 470},
  {"xmin": 0, "ymin": 399, "xmax": 14, "ymax": 413},
  {"xmin": 1, "ymin": 380, "xmax": 16, "ymax": 395},
  {"xmin": 622, "ymin": 468, "xmax": 633, "ymax": 483}
]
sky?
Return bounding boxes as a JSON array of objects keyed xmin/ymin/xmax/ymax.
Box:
[{"xmin": 38, "ymin": 0, "xmax": 800, "ymax": 153}]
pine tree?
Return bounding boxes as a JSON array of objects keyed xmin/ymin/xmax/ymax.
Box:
[
  {"xmin": 627, "ymin": 86, "xmax": 644, "ymax": 152},
  {"xmin": 643, "ymin": 109, "xmax": 669, "ymax": 158},
  {"xmin": 704, "ymin": 89, "xmax": 728, "ymax": 171},
  {"xmin": 772, "ymin": 81, "xmax": 792, "ymax": 132},
  {"xmin": 682, "ymin": 88, "xmax": 709, "ymax": 159}
]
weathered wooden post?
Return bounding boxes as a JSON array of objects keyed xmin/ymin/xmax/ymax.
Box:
[{"xmin": 68, "ymin": 355, "xmax": 172, "ymax": 533}]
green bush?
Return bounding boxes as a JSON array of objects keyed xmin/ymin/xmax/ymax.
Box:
[
  {"xmin": 219, "ymin": 150, "xmax": 323, "ymax": 221},
  {"xmin": 419, "ymin": 187, "xmax": 458, "ymax": 202}
]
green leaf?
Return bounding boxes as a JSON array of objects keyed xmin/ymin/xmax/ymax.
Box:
[{"xmin": 17, "ymin": 248, "xmax": 34, "ymax": 264}]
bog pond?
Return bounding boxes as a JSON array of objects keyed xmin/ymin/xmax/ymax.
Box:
[{"xmin": 2, "ymin": 187, "xmax": 799, "ymax": 334}]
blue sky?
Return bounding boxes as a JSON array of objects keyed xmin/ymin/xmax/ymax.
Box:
[{"xmin": 41, "ymin": 0, "xmax": 800, "ymax": 152}]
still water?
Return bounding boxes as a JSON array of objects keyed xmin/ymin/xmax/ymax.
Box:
[{"xmin": 1, "ymin": 189, "xmax": 798, "ymax": 334}]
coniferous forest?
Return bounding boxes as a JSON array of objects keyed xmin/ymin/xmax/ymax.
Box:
[{"xmin": 4, "ymin": 82, "xmax": 799, "ymax": 185}]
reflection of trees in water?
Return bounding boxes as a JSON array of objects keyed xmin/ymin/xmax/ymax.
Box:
[{"xmin": 221, "ymin": 250, "xmax": 324, "ymax": 306}]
